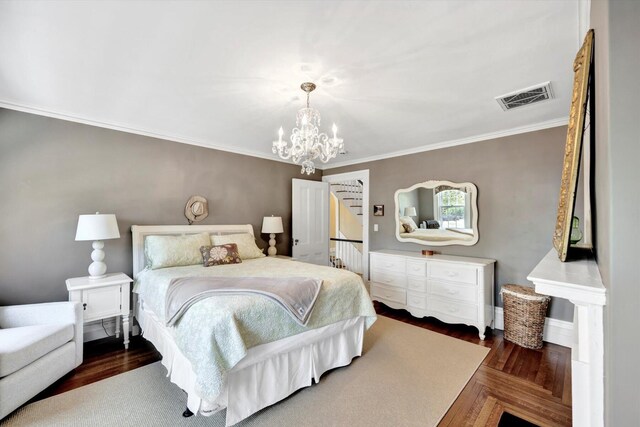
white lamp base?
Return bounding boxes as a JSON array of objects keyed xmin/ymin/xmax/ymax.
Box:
[
  {"xmin": 88, "ymin": 240, "xmax": 108, "ymax": 279},
  {"xmin": 267, "ymin": 233, "xmax": 278, "ymax": 256}
]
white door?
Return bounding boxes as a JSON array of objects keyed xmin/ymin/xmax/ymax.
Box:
[{"xmin": 292, "ymin": 179, "xmax": 329, "ymax": 265}]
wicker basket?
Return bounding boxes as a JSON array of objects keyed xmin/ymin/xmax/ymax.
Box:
[{"xmin": 501, "ymin": 284, "xmax": 550, "ymax": 349}]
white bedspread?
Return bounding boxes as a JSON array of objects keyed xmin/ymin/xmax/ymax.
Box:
[{"xmin": 133, "ymin": 257, "xmax": 376, "ymax": 403}]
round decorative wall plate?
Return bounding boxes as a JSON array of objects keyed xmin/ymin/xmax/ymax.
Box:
[{"xmin": 185, "ymin": 196, "xmax": 209, "ymax": 224}]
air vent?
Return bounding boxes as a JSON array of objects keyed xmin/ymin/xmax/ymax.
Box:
[{"xmin": 495, "ymin": 82, "xmax": 554, "ymax": 111}]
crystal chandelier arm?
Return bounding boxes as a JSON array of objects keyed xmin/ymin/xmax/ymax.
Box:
[
  {"xmin": 289, "ymin": 128, "xmax": 307, "ymax": 163},
  {"xmin": 313, "ymin": 133, "xmax": 331, "ymax": 163},
  {"xmin": 272, "ymin": 139, "xmax": 293, "ymax": 159},
  {"xmin": 316, "ymin": 133, "xmax": 344, "ymax": 163}
]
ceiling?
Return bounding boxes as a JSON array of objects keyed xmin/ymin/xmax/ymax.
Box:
[{"xmin": 0, "ymin": 1, "xmax": 579, "ymax": 169}]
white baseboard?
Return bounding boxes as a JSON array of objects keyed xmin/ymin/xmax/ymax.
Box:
[{"xmin": 494, "ymin": 307, "xmax": 573, "ymax": 348}]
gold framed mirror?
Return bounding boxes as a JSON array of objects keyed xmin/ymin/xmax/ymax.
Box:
[{"xmin": 553, "ymin": 29, "xmax": 594, "ymax": 261}]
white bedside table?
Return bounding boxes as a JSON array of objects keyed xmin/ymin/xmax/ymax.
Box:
[{"xmin": 66, "ymin": 272, "xmax": 133, "ymax": 349}]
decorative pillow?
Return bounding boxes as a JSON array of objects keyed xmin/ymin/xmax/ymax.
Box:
[
  {"xmin": 211, "ymin": 233, "xmax": 265, "ymax": 260},
  {"xmin": 403, "ymin": 223, "xmax": 417, "ymax": 233},
  {"xmin": 399, "ymin": 215, "xmax": 419, "ymax": 230},
  {"xmin": 200, "ymin": 244, "xmax": 242, "ymax": 267},
  {"xmin": 145, "ymin": 232, "xmax": 211, "ymax": 270}
]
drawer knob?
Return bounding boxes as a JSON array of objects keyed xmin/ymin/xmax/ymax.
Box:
[
  {"xmin": 446, "ymin": 271, "xmax": 458, "ymax": 277},
  {"xmin": 83, "ymin": 303, "xmax": 87, "ymax": 310}
]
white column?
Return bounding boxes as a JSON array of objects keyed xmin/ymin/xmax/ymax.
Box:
[
  {"xmin": 528, "ymin": 249, "xmax": 606, "ymax": 427},
  {"xmin": 569, "ymin": 302, "xmax": 604, "ymax": 427}
]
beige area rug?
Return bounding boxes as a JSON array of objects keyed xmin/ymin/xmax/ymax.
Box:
[{"xmin": 3, "ymin": 317, "xmax": 489, "ymax": 427}]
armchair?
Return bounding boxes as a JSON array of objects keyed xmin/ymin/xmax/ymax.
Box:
[{"xmin": 0, "ymin": 302, "xmax": 83, "ymax": 419}]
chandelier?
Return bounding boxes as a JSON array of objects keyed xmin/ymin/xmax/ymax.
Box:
[{"xmin": 272, "ymin": 82, "xmax": 345, "ymax": 175}]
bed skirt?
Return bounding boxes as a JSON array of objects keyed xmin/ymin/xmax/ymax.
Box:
[{"xmin": 135, "ymin": 300, "xmax": 366, "ymax": 426}]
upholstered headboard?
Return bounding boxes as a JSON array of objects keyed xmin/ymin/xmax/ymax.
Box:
[{"xmin": 130, "ymin": 224, "xmax": 254, "ymax": 279}]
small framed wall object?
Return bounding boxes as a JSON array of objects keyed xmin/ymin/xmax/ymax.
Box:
[{"xmin": 373, "ymin": 205, "xmax": 384, "ymax": 216}]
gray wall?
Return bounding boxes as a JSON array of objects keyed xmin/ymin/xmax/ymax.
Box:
[
  {"xmin": 329, "ymin": 126, "xmax": 573, "ymax": 321},
  {"xmin": 418, "ymin": 188, "xmax": 434, "ymax": 223},
  {"xmin": 0, "ymin": 108, "xmax": 320, "ymax": 306},
  {"xmin": 591, "ymin": 1, "xmax": 640, "ymax": 425},
  {"xmin": 397, "ymin": 190, "xmax": 419, "ymax": 218}
]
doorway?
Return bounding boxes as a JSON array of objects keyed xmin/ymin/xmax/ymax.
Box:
[{"xmin": 322, "ymin": 170, "xmax": 370, "ymax": 280}]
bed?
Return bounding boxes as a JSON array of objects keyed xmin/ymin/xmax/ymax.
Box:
[{"xmin": 131, "ymin": 224, "xmax": 376, "ymax": 426}]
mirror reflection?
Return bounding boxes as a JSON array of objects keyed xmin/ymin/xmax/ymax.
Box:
[{"xmin": 395, "ymin": 181, "xmax": 479, "ymax": 246}]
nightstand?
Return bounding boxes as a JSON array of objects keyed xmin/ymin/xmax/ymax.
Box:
[{"xmin": 65, "ymin": 273, "xmax": 133, "ymax": 349}]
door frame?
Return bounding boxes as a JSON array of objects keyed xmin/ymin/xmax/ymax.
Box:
[{"xmin": 322, "ymin": 169, "xmax": 370, "ymax": 280}]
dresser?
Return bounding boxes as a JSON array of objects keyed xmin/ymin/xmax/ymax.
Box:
[{"xmin": 370, "ymin": 249, "xmax": 495, "ymax": 339}]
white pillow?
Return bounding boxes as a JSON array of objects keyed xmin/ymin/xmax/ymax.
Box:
[
  {"xmin": 145, "ymin": 232, "xmax": 211, "ymax": 270},
  {"xmin": 211, "ymin": 233, "xmax": 265, "ymax": 260},
  {"xmin": 399, "ymin": 215, "xmax": 418, "ymax": 229}
]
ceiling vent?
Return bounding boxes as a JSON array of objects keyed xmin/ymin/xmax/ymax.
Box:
[{"xmin": 495, "ymin": 82, "xmax": 554, "ymax": 111}]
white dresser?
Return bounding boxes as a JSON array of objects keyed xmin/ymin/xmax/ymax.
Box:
[{"xmin": 370, "ymin": 249, "xmax": 496, "ymax": 339}]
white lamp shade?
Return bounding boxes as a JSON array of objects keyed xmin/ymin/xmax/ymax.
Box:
[
  {"xmin": 261, "ymin": 216, "xmax": 284, "ymax": 234},
  {"xmin": 75, "ymin": 213, "xmax": 121, "ymax": 241},
  {"xmin": 404, "ymin": 207, "xmax": 417, "ymax": 217}
]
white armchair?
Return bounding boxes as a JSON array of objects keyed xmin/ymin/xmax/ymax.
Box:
[{"xmin": 0, "ymin": 302, "xmax": 83, "ymax": 419}]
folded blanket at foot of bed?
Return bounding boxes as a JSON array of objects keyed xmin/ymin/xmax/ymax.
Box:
[{"xmin": 165, "ymin": 276, "xmax": 322, "ymax": 327}]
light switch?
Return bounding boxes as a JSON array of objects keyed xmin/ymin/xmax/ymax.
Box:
[{"xmin": 373, "ymin": 224, "xmax": 379, "ymax": 232}]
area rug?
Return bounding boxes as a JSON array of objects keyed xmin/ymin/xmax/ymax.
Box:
[{"xmin": 3, "ymin": 316, "xmax": 489, "ymax": 427}]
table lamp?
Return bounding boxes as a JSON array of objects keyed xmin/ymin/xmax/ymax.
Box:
[
  {"xmin": 261, "ymin": 216, "xmax": 284, "ymax": 256},
  {"xmin": 404, "ymin": 207, "xmax": 417, "ymax": 217},
  {"xmin": 75, "ymin": 212, "xmax": 120, "ymax": 279}
]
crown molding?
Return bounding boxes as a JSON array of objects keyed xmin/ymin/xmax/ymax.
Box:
[
  {"xmin": 0, "ymin": 100, "xmax": 292, "ymax": 165},
  {"xmin": 323, "ymin": 117, "xmax": 569, "ymax": 170},
  {"xmin": 1, "ymin": 100, "xmax": 567, "ymax": 171}
]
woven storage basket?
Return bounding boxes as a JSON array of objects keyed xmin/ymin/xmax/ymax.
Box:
[{"xmin": 501, "ymin": 284, "xmax": 550, "ymax": 349}]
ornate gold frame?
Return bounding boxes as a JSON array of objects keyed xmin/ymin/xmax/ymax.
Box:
[{"xmin": 553, "ymin": 29, "xmax": 594, "ymax": 261}]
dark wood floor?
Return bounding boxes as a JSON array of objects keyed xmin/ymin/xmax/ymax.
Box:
[
  {"xmin": 376, "ymin": 302, "xmax": 572, "ymax": 427},
  {"xmin": 35, "ymin": 302, "xmax": 572, "ymax": 426}
]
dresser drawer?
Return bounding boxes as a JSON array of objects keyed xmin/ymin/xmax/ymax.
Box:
[
  {"xmin": 406, "ymin": 260, "xmax": 427, "ymax": 277},
  {"xmin": 428, "ymin": 280, "xmax": 477, "ymax": 304},
  {"xmin": 370, "ymin": 270, "xmax": 407, "ymax": 289},
  {"xmin": 406, "ymin": 291, "xmax": 427, "ymax": 310},
  {"xmin": 371, "ymin": 254, "xmax": 406, "ymax": 273},
  {"xmin": 427, "ymin": 296, "xmax": 477, "ymax": 323},
  {"xmin": 371, "ymin": 283, "xmax": 407, "ymax": 305},
  {"xmin": 428, "ymin": 262, "xmax": 477, "ymax": 285},
  {"xmin": 407, "ymin": 276, "xmax": 428, "ymax": 293}
]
